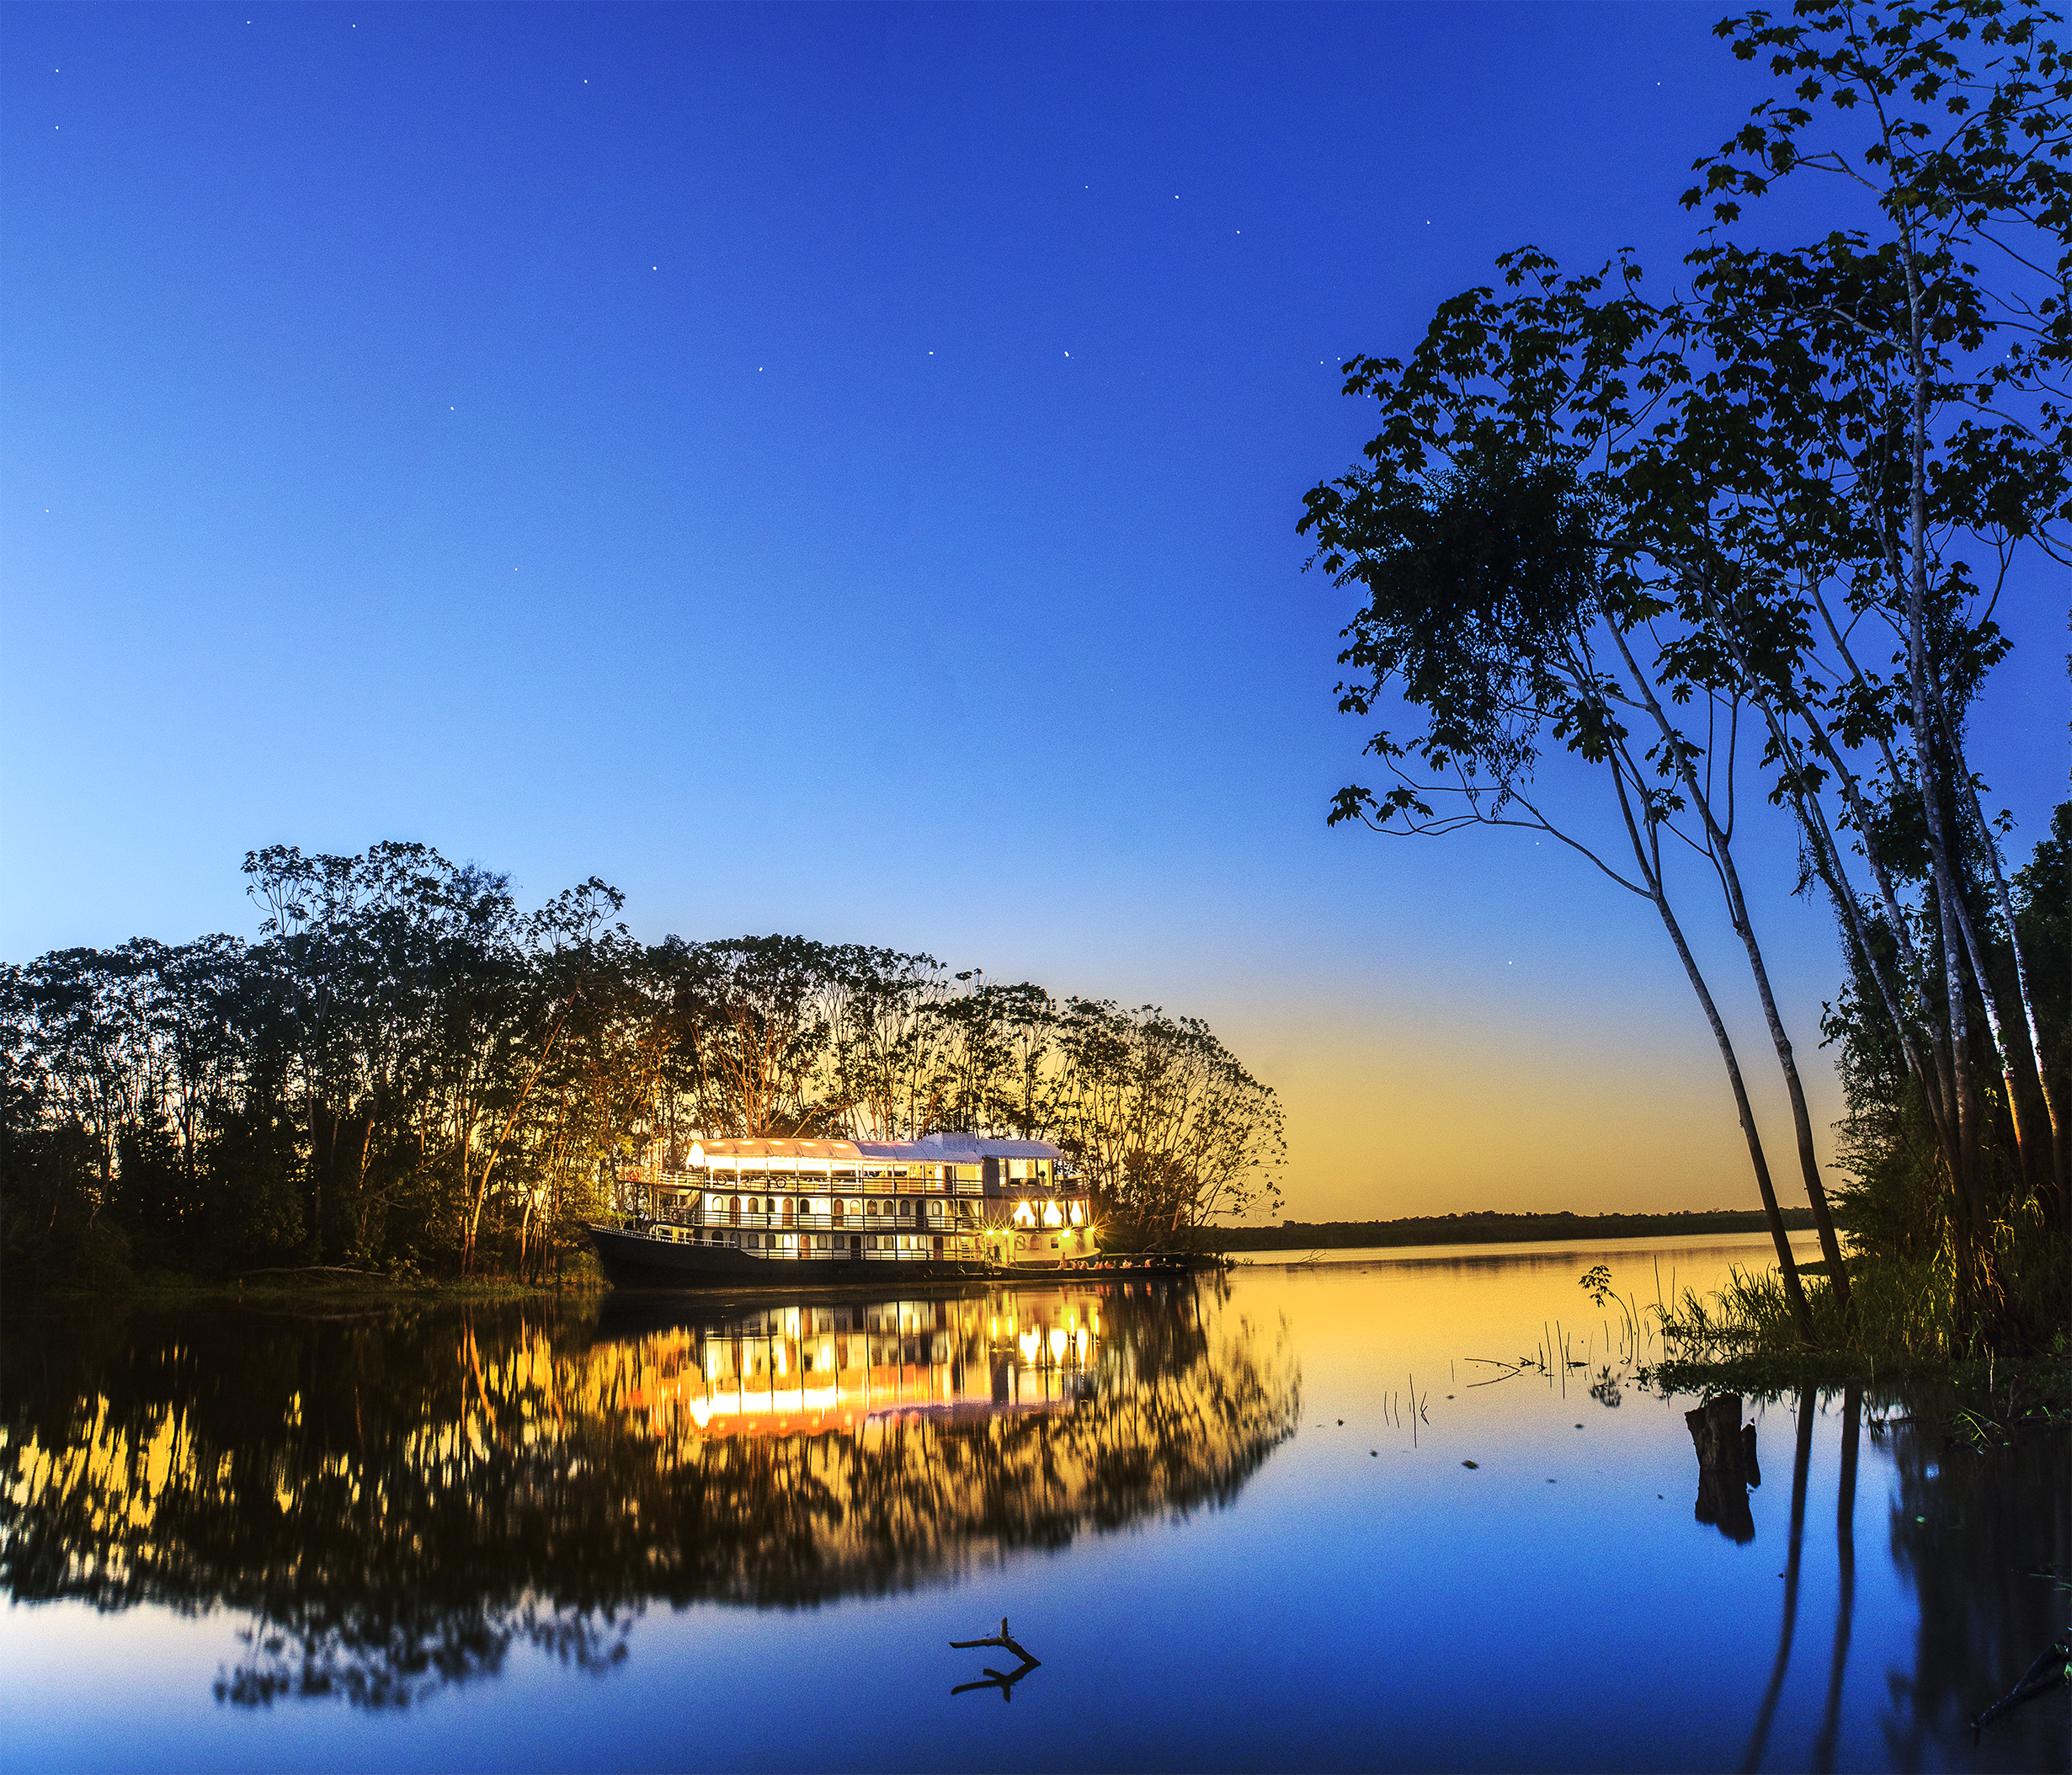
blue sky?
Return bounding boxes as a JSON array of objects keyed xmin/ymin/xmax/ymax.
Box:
[{"xmin": 3, "ymin": 2, "xmax": 2061, "ymax": 1217}]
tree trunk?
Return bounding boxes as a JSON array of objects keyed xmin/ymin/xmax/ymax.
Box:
[
  {"xmin": 1651, "ymin": 886, "xmax": 1815, "ymax": 1340},
  {"xmin": 1605, "ymin": 626, "xmax": 1848, "ymax": 1308},
  {"xmin": 1947, "ymin": 877, "xmax": 2048, "ymax": 1197},
  {"xmin": 1957, "ymin": 759, "xmax": 2067, "ymax": 1218},
  {"xmin": 1808, "ymin": 588, "xmax": 1963, "ymax": 1167},
  {"xmin": 1607, "ymin": 770, "xmax": 1814, "ymax": 1337},
  {"xmin": 1739, "ymin": 622, "xmax": 1956, "ymax": 1168},
  {"xmin": 1898, "ymin": 231, "xmax": 1990, "ymax": 1338}
]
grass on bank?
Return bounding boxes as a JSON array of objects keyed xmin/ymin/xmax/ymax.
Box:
[{"xmin": 1644, "ymin": 1231, "xmax": 2072, "ymax": 1392}]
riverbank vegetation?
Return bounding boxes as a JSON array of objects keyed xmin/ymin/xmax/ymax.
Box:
[
  {"xmin": 1303, "ymin": 0, "xmax": 2069, "ymax": 1354},
  {"xmin": 1, "ymin": 845, "xmax": 1283, "ymax": 1290},
  {"xmin": 1655, "ymin": 1234, "xmax": 2072, "ymax": 1367},
  {"xmin": 1643, "ymin": 1319, "xmax": 2072, "ymax": 1403}
]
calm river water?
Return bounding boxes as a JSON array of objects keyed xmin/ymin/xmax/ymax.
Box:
[{"xmin": 3, "ymin": 1234, "xmax": 2066, "ymax": 1773}]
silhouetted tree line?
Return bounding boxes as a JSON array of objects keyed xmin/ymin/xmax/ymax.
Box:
[
  {"xmin": 1302, "ymin": 0, "xmax": 2070, "ymax": 1347},
  {"xmin": 1217, "ymin": 1207, "xmax": 1819, "ymax": 1252},
  {"xmin": 1, "ymin": 844, "xmax": 1284, "ymax": 1286}
]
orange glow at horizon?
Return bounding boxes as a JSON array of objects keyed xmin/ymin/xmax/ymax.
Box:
[{"xmin": 1243, "ymin": 1015, "xmax": 1846, "ymax": 1225}]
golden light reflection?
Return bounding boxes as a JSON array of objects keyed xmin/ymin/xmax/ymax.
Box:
[{"xmin": 2, "ymin": 1277, "xmax": 1300, "ymax": 1698}]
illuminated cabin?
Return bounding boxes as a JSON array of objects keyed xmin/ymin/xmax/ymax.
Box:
[{"xmin": 637, "ymin": 1132, "xmax": 1099, "ymax": 1270}]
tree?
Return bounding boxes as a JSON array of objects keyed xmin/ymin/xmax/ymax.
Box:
[
  {"xmin": 1670, "ymin": 0, "xmax": 2070, "ymax": 1322},
  {"xmin": 1302, "ymin": 0, "xmax": 2069, "ymax": 1345},
  {"xmin": 1051, "ymin": 999, "xmax": 1285, "ymax": 1242},
  {"xmin": 3, "ymin": 850, "xmax": 1285, "ymax": 1282},
  {"xmin": 1300, "ymin": 257, "xmax": 1827, "ymax": 1332}
]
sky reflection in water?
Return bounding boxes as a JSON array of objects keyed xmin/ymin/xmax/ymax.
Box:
[{"xmin": 3, "ymin": 1234, "xmax": 2065, "ymax": 1772}]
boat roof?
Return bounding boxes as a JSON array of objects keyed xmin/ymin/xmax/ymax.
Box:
[
  {"xmin": 684, "ymin": 1133, "xmax": 1062, "ymax": 1165},
  {"xmin": 912, "ymin": 1132, "xmax": 1062, "ymax": 1161},
  {"xmin": 689, "ymin": 1138, "xmax": 867, "ymax": 1161}
]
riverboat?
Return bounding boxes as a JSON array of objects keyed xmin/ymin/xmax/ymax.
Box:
[{"xmin": 585, "ymin": 1132, "xmax": 1099, "ymax": 1290}]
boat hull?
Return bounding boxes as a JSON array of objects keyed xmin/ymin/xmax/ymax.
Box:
[{"xmin": 583, "ymin": 1223, "xmax": 1005, "ymax": 1291}]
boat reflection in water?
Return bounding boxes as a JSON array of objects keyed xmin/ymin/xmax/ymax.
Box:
[
  {"xmin": 0, "ymin": 1278, "xmax": 1299, "ymax": 1709},
  {"xmin": 597, "ymin": 1287, "xmax": 1104, "ymax": 1439}
]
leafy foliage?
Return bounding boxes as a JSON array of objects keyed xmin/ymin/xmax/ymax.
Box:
[
  {"xmin": 2, "ymin": 846, "xmax": 1283, "ymax": 1283},
  {"xmin": 1301, "ymin": 0, "xmax": 2070, "ymax": 1348}
]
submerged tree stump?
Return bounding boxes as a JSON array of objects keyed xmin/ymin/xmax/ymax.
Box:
[{"xmin": 1686, "ymin": 1394, "xmax": 1756, "ymax": 1543}]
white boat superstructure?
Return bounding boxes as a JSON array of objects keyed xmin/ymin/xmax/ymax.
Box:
[{"xmin": 627, "ymin": 1131, "xmax": 1100, "ymax": 1270}]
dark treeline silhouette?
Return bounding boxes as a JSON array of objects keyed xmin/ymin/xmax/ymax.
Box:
[
  {"xmin": 1, "ymin": 843, "xmax": 1284, "ymax": 1287},
  {"xmin": 1218, "ymin": 1207, "xmax": 1818, "ymax": 1253}
]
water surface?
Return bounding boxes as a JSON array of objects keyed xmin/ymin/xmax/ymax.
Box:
[{"xmin": 3, "ymin": 1234, "xmax": 2065, "ymax": 1772}]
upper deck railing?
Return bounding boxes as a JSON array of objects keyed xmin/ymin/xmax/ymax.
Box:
[
  {"xmin": 642, "ymin": 1167, "xmax": 1079, "ymax": 1200},
  {"xmin": 640, "ymin": 1198, "xmax": 1087, "ymax": 1233},
  {"xmin": 658, "ymin": 1167, "xmax": 987, "ymax": 1197}
]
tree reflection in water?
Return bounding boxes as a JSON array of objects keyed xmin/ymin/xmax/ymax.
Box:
[
  {"xmin": 0, "ymin": 1278, "xmax": 1299, "ymax": 1708},
  {"xmin": 1705, "ymin": 1382, "xmax": 2068, "ymax": 1775},
  {"xmin": 1741, "ymin": 1386, "xmax": 1816, "ymax": 1772},
  {"xmin": 1877, "ymin": 1399, "xmax": 2070, "ymax": 1771}
]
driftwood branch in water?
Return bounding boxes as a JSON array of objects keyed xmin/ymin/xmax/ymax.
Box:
[
  {"xmin": 950, "ymin": 1617, "xmax": 1041, "ymax": 1663},
  {"xmin": 950, "ymin": 1618, "xmax": 1042, "ymax": 1700},
  {"xmin": 1970, "ymin": 1636, "xmax": 2070, "ymax": 1741}
]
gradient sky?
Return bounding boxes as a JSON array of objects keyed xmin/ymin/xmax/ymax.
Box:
[{"xmin": 3, "ymin": 2, "xmax": 2061, "ymax": 1219}]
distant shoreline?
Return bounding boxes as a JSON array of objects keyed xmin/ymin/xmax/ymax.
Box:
[{"xmin": 1212, "ymin": 1207, "xmax": 1815, "ymax": 1253}]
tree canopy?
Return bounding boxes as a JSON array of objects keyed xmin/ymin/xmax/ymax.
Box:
[
  {"xmin": 2, "ymin": 844, "xmax": 1283, "ymax": 1284},
  {"xmin": 1302, "ymin": 0, "xmax": 2069, "ymax": 1350}
]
